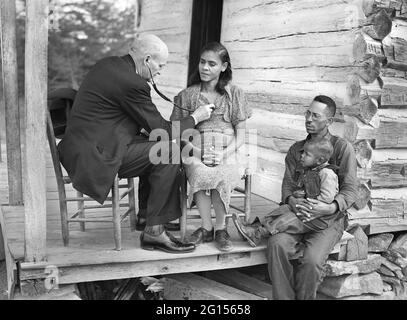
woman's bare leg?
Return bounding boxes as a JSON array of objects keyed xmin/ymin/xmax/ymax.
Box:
[
  {"xmin": 211, "ymin": 190, "xmax": 227, "ymax": 231},
  {"xmin": 194, "ymin": 190, "xmax": 213, "ymax": 231}
]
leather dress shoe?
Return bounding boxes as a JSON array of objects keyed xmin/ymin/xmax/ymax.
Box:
[
  {"xmin": 140, "ymin": 231, "xmax": 195, "ymax": 253},
  {"xmin": 188, "ymin": 227, "xmax": 214, "ymax": 245},
  {"xmin": 215, "ymin": 229, "xmax": 233, "ymax": 252},
  {"xmin": 135, "ymin": 217, "xmax": 180, "ymax": 231}
]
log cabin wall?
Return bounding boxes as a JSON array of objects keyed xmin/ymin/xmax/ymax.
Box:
[
  {"xmin": 348, "ymin": 0, "xmax": 407, "ymax": 234},
  {"xmin": 135, "ymin": 0, "xmax": 193, "ymax": 119},
  {"xmin": 135, "ymin": 0, "xmax": 407, "ymax": 234}
]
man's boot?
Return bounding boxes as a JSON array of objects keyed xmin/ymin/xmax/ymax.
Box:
[{"xmin": 232, "ymin": 213, "xmax": 269, "ymax": 247}]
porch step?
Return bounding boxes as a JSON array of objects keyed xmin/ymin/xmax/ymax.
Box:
[
  {"xmin": 13, "ymin": 284, "xmax": 81, "ymax": 300},
  {"xmin": 162, "ymin": 273, "xmax": 266, "ymax": 300}
]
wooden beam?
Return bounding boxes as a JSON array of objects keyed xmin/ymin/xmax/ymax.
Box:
[
  {"xmin": 359, "ymin": 77, "xmax": 383, "ymax": 100},
  {"xmin": 0, "ymin": 205, "xmax": 17, "ymax": 299},
  {"xmin": 348, "ymin": 198, "xmax": 405, "ymax": 219},
  {"xmin": 372, "ymin": 148, "xmax": 407, "ymax": 161},
  {"xmin": 353, "ymin": 32, "xmax": 385, "ymax": 63},
  {"xmin": 24, "ymin": 0, "xmax": 48, "ymax": 263},
  {"xmin": 358, "ymin": 160, "xmax": 407, "ymax": 188},
  {"xmin": 375, "ymin": 117, "xmax": 407, "ymax": 148},
  {"xmin": 362, "ymin": 0, "xmax": 407, "ymax": 18},
  {"xmin": 162, "ymin": 273, "xmax": 265, "ymax": 300},
  {"xmin": 344, "ymin": 95, "xmax": 379, "ymax": 125},
  {"xmin": 0, "ymin": 0, "xmax": 23, "ymax": 205},
  {"xmin": 383, "ymin": 32, "xmax": 407, "ymax": 71},
  {"xmin": 203, "ymin": 270, "xmax": 274, "ymax": 299},
  {"xmin": 19, "ymin": 250, "xmax": 269, "ymax": 285},
  {"xmin": 381, "ymin": 76, "xmax": 407, "ymax": 108},
  {"xmin": 381, "ymin": 67, "xmax": 407, "ymax": 78},
  {"xmin": 356, "ymin": 56, "xmax": 382, "ymax": 83},
  {"xmin": 354, "ymin": 139, "xmax": 374, "ymax": 169},
  {"xmin": 353, "ymin": 182, "xmax": 372, "ymax": 210},
  {"xmin": 362, "ymin": 9, "xmax": 393, "ymax": 41}
]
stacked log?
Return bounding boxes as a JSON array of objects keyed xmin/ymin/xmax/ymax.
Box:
[
  {"xmin": 317, "ymin": 230, "xmax": 407, "ymax": 300},
  {"xmin": 347, "ymin": 0, "xmax": 407, "ymax": 234}
]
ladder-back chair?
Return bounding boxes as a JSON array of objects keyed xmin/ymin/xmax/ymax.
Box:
[
  {"xmin": 47, "ymin": 88, "xmax": 137, "ymax": 250},
  {"xmin": 179, "ymin": 167, "xmax": 252, "ymax": 241}
]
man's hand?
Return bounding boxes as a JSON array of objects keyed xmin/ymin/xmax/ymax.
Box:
[
  {"xmin": 296, "ymin": 198, "xmax": 338, "ymax": 222},
  {"xmin": 192, "ymin": 103, "xmax": 215, "ymax": 123},
  {"xmin": 287, "ymin": 196, "xmax": 309, "ymax": 214}
]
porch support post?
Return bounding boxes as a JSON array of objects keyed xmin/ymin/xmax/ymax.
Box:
[
  {"xmin": 24, "ymin": 0, "xmax": 48, "ymax": 262},
  {"xmin": 0, "ymin": 0, "xmax": 23, "ymax": 204}
]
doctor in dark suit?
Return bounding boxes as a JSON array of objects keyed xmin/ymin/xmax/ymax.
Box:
[{"xmin": 58, "ymin": 34, "xmax": 214, "ymax": 253}]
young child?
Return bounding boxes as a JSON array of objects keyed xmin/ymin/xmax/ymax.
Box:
[
  {"xmin": 233, "ymin": 138, "xmax": 339, "ymax": 246},
  {"xmin": 265, "ymin": 138, "xmax": 339, "ymax": 235}
]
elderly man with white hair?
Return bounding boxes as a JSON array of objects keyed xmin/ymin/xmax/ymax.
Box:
[{"xmin": 58, "ymin": 34, "xmax": 214, "ymax": 253}]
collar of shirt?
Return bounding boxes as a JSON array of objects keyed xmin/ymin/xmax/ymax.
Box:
[
  {"xmin": 310, "ymin": 161, "xmax": 330, "ymax": 172},
  {"xmin": 299, "ymin": 130, "xmax": 333, "ymax": 152}
]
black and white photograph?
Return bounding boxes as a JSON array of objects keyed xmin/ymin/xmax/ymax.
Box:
[{"xmin": 0, "ymin": 0, "xmax": 407, "ymax": 306}]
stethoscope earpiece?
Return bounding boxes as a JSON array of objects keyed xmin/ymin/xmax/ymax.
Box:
[{"xmin": 146, "ymin": 63, "xmax": 191, "ymax": 113}]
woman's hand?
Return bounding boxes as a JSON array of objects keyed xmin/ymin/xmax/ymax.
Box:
[
  {"xmin": 202, "ymin": 149, "xmax": 224, "ymax": 166},
  {"xmin": 295, "ymin": 198, "xmax": 338, "ymax": 222}
]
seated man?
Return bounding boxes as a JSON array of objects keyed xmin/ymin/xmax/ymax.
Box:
[
  {"xmin": 233, "ymin": 95, "xmax": 358, "ymax": 299},
  {"xmin": 58, "ymin": 33, "xmax": 215, "ymax": 253},
  {"xmin": 241, "ymin": 138, "xmax": 339, "ymax": 242}
]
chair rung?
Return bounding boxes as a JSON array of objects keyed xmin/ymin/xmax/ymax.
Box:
[
  {"xmin": 120, "ymin": 187, "xmax": 134, "ymax": 200},
  {"xmin": 120, "ymin": 208, "xmax": 133, "ymax": 222},
  {"xmin": 65, "ymin": 197, "xmax": 94, "ymax": 202},
  {"xmin": 65, "ymin": 197, "xmax": 112, "ymax": 202},
  {"xmin": 119, "ymin": 184, "xmax": 129, "ymax": 188},
  {"xmin": 68, "ymin": 218, "xmax": 112, "ymax": 223},
  {"xmin": 229, "ymin": 204, "xmax": 245, "ymax": 213},
  {"xmin": 234, "ymin": 187, "xmax": 245, "ymax": 194},
  {"xmin": 84, "ymin": 203, "xmax": 129, "ymax": 210},
  {"xmin": 70, "ymin": 210, "xmax": 81, "ymax": 219},
  {"xmin": 226, "ymin": 212, "xmax": 245, "ymax": 218},
  {"xmin": 187, "ymin": 214, "xmax": 201, "ymax": 219},
  {"xmin": 231, "ymin": 193, "xmax": 245, "ymax": 198}
]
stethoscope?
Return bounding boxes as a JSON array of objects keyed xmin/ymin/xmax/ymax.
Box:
[
  {"xmin": 146, "ymin": 63, "xmax": 193, "ymax": 113},
  {"xmin": 146, "ymin": 62, "xmax": 216, "ymax": 115}
]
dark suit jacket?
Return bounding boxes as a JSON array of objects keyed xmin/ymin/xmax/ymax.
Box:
[{"xmin": 58, "ymin": 55, "xmax": 195, "ymax": 204}]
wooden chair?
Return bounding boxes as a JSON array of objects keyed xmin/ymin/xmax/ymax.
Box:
[
  {"xmin": 46, "ymin": 88, "xmax": 137, "ymax": 250},
  {"xmin": 179, "ymin": 167, "xmax": 252, "ymax": 240}
]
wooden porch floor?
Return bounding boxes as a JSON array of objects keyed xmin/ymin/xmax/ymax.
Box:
[{"xmin": 0, "ymin": 144, "xmax": 279, "ymax": 286}]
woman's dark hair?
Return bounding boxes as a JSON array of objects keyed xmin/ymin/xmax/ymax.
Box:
[{"xmin": 189, "ymin": 42, "xmax": 232, "ymax": 94}]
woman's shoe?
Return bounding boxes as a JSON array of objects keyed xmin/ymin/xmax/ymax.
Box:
[
  {"xmin": 215, "ymin": 229, "xmax": 233, "ymax": 252},
  {"xmin": 188, "ymin": 227, "xmax": 214, "ymax": 245}
]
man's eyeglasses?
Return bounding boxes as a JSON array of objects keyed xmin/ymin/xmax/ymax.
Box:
[{"xmin": 304, "ymin": 110, "xmax": 324, "ymax": 121}]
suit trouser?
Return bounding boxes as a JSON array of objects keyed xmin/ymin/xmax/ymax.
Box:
[
  {"xmin": 118, "ymin": 136, "xmax": 182, "ymax": 226},
  {"xmin": 266, "ymin": 216, "xmax": 345, "ymax": 300},
  {"xmin": 137, "ymin": 175, "xmax": 149, "ymax": 220}
]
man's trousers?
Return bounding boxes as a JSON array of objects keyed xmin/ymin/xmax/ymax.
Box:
[
  {"xmin": 118, "ymin": 136, "xmax": 182, "ymax": 226},
  {"xmin": 266, "ymin": 216, "xmax": 345, "ymax": 300}
]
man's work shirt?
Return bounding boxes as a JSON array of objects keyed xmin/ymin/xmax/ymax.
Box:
[{"xmin": 281, "ymin": 132, "xmax": 358, "ymax": 215}]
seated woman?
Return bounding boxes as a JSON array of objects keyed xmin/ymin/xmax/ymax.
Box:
[{"xmin": 170, "ymin": 42, "xmax": 252, "ymax": 252}]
